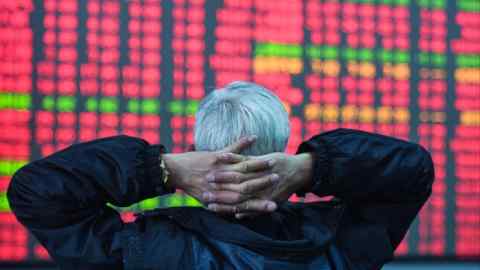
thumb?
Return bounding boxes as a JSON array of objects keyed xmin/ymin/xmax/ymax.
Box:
[{"xmin": 220, "ymin": 135, "xmax": 257, "ymax": 154}]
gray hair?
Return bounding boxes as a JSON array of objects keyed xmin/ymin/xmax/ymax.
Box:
[{"xmin": 194, "ymin": 81, "xmax": 290, "ymax": 155}]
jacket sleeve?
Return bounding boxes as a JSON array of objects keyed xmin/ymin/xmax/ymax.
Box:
[
  {"xmin": 7, "ymin": 135, "xmax": 173, "ymax": 269},
  {"xmin": 296, "ymin": 128, "xmax": 434, "ymax": 250}
]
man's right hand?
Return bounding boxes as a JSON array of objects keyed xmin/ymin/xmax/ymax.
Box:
[
  {"xmin": 162, "ymin": 137, "xmax": 280, "ymax": 211},
  {"xmin": 203, "ymin": 152, "xmax": 313, "ymax": 217}
]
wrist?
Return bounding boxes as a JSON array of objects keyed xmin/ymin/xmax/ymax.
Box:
[
  {"xmin": 162, "ymin": 153, "xmax": 183, "ymax": 190},
  {"xmin": 292, "ymin": 153, "xmax": 313, "ymax": 193}
]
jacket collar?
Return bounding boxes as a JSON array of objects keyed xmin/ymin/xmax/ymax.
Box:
[{"xmin": 139, "ymin": 202, "xmax": 343, "ymax": 259}]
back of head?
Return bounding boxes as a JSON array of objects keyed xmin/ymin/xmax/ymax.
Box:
[{"xmin": 194, "ymin": 81, "xmax": 290, "ymax": 155}]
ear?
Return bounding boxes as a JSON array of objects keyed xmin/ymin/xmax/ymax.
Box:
[{"xmin": 187, "ymin": 144, "xmax": 195, "ymax": 151}]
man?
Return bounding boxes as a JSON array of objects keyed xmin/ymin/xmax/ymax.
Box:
[{"xmin": 8, "ymin": 81, "xmax": 434, "ymax": 269}]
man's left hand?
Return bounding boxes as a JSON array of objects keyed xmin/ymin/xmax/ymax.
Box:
[{"xmin": 204, "ymin": 152, "xmax": 313, "ymax": 217}]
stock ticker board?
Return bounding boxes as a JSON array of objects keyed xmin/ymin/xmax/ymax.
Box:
[{"xmin": 0, "ymin": 0, "xmax": 479, "ymax": 262}]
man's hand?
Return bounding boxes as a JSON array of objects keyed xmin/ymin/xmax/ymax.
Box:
[
  {"xmin": 162, "ymin": 137, "xmax": 279, "ymax": 211},
  {"xmin": 204, "ymin": 152, "xmax": 313, "ymax": 217}
]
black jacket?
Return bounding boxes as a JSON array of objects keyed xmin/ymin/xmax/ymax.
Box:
[{"xmin": 7, "ymin": 129, "xmax": 434, "ymax": 270}]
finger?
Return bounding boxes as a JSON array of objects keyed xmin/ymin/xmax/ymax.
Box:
[
  {"xmin": 202, "ymin": 190, "xmax": 245, "ymax": 204},
  {"xmin": 206, "ymin": 203, "xmax": 239, "ymax": 214},
  {"xmin": 216, "ymin": 153, "xmax": 248, "ymax": 164},
  {"xmin": 207, "ymin": 171, "xmax": 244, "ymax": 184},
  {"xmin": 235, "ymin": 212, "xmax": 261, "ymax": 219},
  {"xmin": 207, "ymin": 200, "xmax": 277, "ymax": 214},
  {"xmin": 228, "ymin": 159, "xmax": 274, "ymax": 173},
  {"xmin": 220, "ymin": 135, "xmax": 257, "ymax": 154},
  {"xmin": 211, "ymin": 174, "xmax": 279, "ymax": 193},
  {"xmin": 209, "ymin": 171, "xmax": 268, "ymax": 184},
  {"xmin": 236, "ymin": 199, "xmax": 277, "ymax": 213}
]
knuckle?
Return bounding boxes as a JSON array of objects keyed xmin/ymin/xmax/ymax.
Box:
[
  {"xmin": 255, "ymin": 204, "xmax": 264, "ymax": 212},
  {"xmin": 244, "ymin": 201, "xmax": 250, "ymax": 211},
  {"xmin": 235, "ymin": 174, "xmax": 242, "ymax": 183},
  {"xmin": 265, "ymin": 176, "xmax": 273, "ymax": 184},
  {"xmin": 209, "ymin": 193, "xmax": 218, "ymax": 202},
  {"xmin": 232, "ymin": 174, "xmax": 238, "ymax": 183},
  {"xmin": 209, "ymin": 182, "xmax": 218, "ymax": 189},
  {"xmin": 212, "ymin": 172, "xmax": 222, "ymax": 181},
  {"xmin": 228, "ymin": 184, "xmax": 238, "ymax": 191},
  {"xmin": 208, "ymin": 204, "xmax": 217, "ymax": 211},
  {"xmin": 223, "ymin": 171, "xmax": 232, "ymax": 179},
  {"xmin": 263, "ymin": 202, "xmax": 270, "ymax": 210},
  {"xmin": 242, "ymin": 183, "xmax": 251, "ymax": 193}
]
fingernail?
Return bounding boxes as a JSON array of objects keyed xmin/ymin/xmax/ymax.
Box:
[
  {"xmin": 271, "ymin": 174, "xmax": 279, "ymax": 182},
  {"xmin": 268, "ymin": 159, "xmax": 275, "ymax": 167},
  {"xmin": 267, "ymin": 202, "xmax": 277, "ymax": 211},
  {"xmin": 248, "ymin": 135, "xmax": 257, "ymax": 142},
  {"xmin": 206, "ymin": 174, "xmax": 215, "ymax": 182},
  {"xmin": 216, "ymin": 153, "xmax": 227, "ymax": 161},
  {"xmin": 208, "ymin": 204, "xmax": 217, "ymax": 211},
  {"xmin": 235, "ymin": 213, "xmax": 242, "ymax": 219}
]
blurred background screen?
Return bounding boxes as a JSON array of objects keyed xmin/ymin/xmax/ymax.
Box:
[{"xmin": 0, "ymin": 0, "xmax": 479, "ymax": 265}]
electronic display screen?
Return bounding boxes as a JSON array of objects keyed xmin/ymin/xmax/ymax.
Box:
[{"xmin": 0, "ymin": 0, "xmax": 478, "ymax": 261}]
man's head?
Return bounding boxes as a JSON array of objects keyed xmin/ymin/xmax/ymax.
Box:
[{"xmin": 194, "ymin": 81, "xmax": 290, "ymax": 155}]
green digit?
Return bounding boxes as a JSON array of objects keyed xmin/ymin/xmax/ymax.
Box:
[
  {"xmin": 0, "ymin": 93, "xmax": 29, "ymax": 110},
  {"xmin": 169, "ymin": 100, "xmax": 184, "ymax": 115},
  {"xmin": 395, "ymin": 51, "xmax": 409, "ymax": 63},
  {"xmin": 58, "ymin": 96, "xmax": 75, "ymax": 112},
  {"xmin": 186, "ymin": 100, "xmax": 199, "ymax": 115},
  {"xmin": 15, "ymin": 94, "xmax": 31, "ymax": 110},
  {"xmin": 290, "ymin": 45, "xmax": 302, "ymax": 57},
  {"xmin": 432, "ymin": 54, "xmax": 446, "ymax": 67},
  {"xmin": 42, "ymin": 96, "xmax": 55, "ymax": 111},
  {"xmin": 396, "ymin": 0, "xmax": 410, "ymax": 5},
  {"xmin": 0, "ymin": 193, "xmax": 10, "ymax": 211},
  {"xmin": 254, "ymin": 43, "xmax": 266, "ymax": 56},
  {"xmin": 86, "ymin": 97, "xmax": 97, "ymax": 112},
  {"xmin": 418, "ymin": 0, "xmax": 429, "ymax": 8},
  {"xmin": 344, "ymin": 48, "xmax": 357, "ymax": 61},
  {"xmin": 457, "ymin": 54, "xmax": 480, "ymax": 67},
  {"xmin": 128, "ymin": 99, "xmax": 140, "ymax": 113},
  {"xmin": 458, "ymin": 0, "xmax": 480, "ymax": 11},
  {"xmin": 433, "ymin": 0, "xmax": 446, "ymax": 9},
  {"xmin": 142, "ymin": 99, "xmax": 159, "ymax": 114},
  {"xmin": 0, "ymin": 93, "xmax": 7, "ymax": 109},
  {"xmin": 380, "ymin": 50, "xmax": 393, "ymax": 63},
  {"xmin": 323, "ymin": 46, "xmax": 338, "ymax": 59},
  {"xmin": 359, "ymin": 48, "xmax": 374, "ymax": 61},
  {"xmin": 307, "ymin": 46, "xmax": 321, "ymax": 59},
  {"xmin": 259, "ymin": 43, "xmax": 302, "ymax": 58},
  {"xmin": 419, "ymin": 52, "xmax": 429, "ymax": 65},
  {"xmin": 0, "ymin": 160, "xmax": 27, "ymax": 176},
  {"xmin": 100, "ymin": 98, "xmax": 118, "ymax": 113}
]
